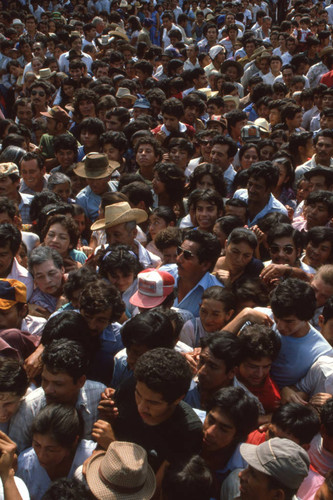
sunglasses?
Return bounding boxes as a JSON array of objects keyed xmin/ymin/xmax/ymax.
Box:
[
  {"xmin": 177, "ymin": 246, "xmax": 195, "ymax": 260},
  {"xmin": 200, "ymin": 140, "xmax": 212, "ymax": 146},
  {"xmin": 269, "ymin": 245, "xmax": 295, "ymax": 255},
  {"xmin": 31, "ymin": 90, "xmax": 46, "ymax": 97}
]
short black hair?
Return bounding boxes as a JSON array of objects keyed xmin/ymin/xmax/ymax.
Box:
[
  {"xmin": 227, "ymin": 227, "xmax": 257, "ymax": 251},
  {"xmin": 0, "ymin": 223, "xmax": 21, "ymax": 254},
  {"xmin": 41, "ymin": 311, "xmax": 92, "ymax": 354},
  {"xmin": 134, "ymin": 348, "xmax": 192, "ymax": 403},
  {"xmin": 271, "ymin": 278, "xmax": 316, "ymax": 321},
  {"xmin": 247, "ymin": 161, "xmax": 279, "ymax": 190},
  {"xmin": 184, "ymin": 229, "xmax": 221, "ymax": 271},
  {"xmin": 162, "ymin": 455, "xmax": 213, "ymax": 500},
  {"xmin": 42, "ymin": 339, "xmax": 89, "ymax": 382},
  {"xmin": 267, "ymin": 223, "xmax": 303, "ymax": 251},
  {"xmin": 79, "ymin": 280, "xmax": 125, "ymax": 322},
  {"xmin": 238, "ymin": 325, "xmax": 281, "ymax": 362},
  {"xmin": 271, "ymin": 403, "xmax": 320, "ymax": 445},
  {"xmin": 0, "ymin": 358, "xmax": 28, "ymax": 397},
  {"xmin": 201, "ymin": 331, "xmax": 242, "ymax": 372},
  {"xmin": 320, "ymin": 397, "xmax": 333, "ymax": 436},
  {"xmin": 121, "ymin": 309, "xmax": 174, "ymax": 349},
  {"xmin": 305, "ymin": 191, "xmax": 333, "ymax": 217},
  {"xmin": 42, "ymin": 478, "xmax": 95, "ymax": 500}
]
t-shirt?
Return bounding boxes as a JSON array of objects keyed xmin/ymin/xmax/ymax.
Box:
[
  {"xmin": 113, "ymin": 377, "xmax": 203, "ymax": 472},
  {"xmin": 240, "ymin": 375, "xmax": 281, "ymax": 414},
  {"xmin": 296, "ymin": 356, "xmax": 333, "ymax": 397}
]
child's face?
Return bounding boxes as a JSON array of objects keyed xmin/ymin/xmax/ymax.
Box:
[
  {"xmin": 296, "ymin": 180, "xmax": 310, "ymax": 203},
  {"xmin": 73, "ymin": 213, "xmax": 86, "ymax": 234},
  {"xmin": 102, "ymin": 143, "xmax": 121, "ymax": 162},
  {"xmin": 149, "ymin": 214, "xmax": 168, "ymax": 240},
  {"xmin": 162, "ymin": 113, "xmax": 180, "ymax": 132},
  {"xmin": 52, "ymin": 182, "xmax": 71, "ymax": 202},
  {"xmin": 107, "ymin": 270, "xmax": 135, "ymax": 293},
  {"xmin": 199, "ymin": 298, "xmax": 233, "ymax": 332},
  {"xmin": 162, "ymin": 245, "xmax": 178, "ymax": 264}
]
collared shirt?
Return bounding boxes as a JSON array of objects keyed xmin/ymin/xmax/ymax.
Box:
[
  {"xmin": 184, "ymin": 58, "xmax": 200, "ymax": 71},
  {"xmin": 19, "ymin": 192, "xmax": 33, "ymax": 224},
  {"xmin": 233, "ymin": 189, "xmax": 288, "ymax": 227},
  {"xmin": 224, "ymin": 164, "xmax": 237, "ymax": 195},
  {"xmin": 19, "ymin": 176, "xmax": 49, "ymax": 196},
  {"xmin": 9, "ymin": 380, "xmax": 106, "ymax": 453},
  {"xmin": 295, "ymin": 155, "xmax": 333, "ymax": 184},
  {"xmin": 159, "ymin": 264, "xmax": 223, "ymax": 317},
  {"xmin": 7, "ymin": 258, "xmax": 33, "ymax": 301},
  {"xmin": 29, "ymin": 287, "xmax": 58, "ymax": 313},
  {"xmin": 307, "ymin": 61, "xmax": 329, "ymax": 88},
  {"xmin": 58, "ymin": 51, "xmax": 93, "ymax": 73},
  {"xmin": 135, "ymin": 239, "xmax": 161, "ymax": 269}
]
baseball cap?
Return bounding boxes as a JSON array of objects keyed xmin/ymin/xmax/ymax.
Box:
[
  {"xmin": 241, "ymin": 124, "xmax": 261, "ymax": 143},
  {"xmin": 133, "ymin": 98, "xmax": 150, "ymax": 109},
  {"xmin": 40, "ymin": 106, "xmax": 70, "ymax": 125},
  {"xmin": 240, "ymin": 438, "xmax": 310, "ymax": 490},
  {"xmin": 0, "ymin": 163, "xmax": 19, "ymax": 178},
  {"xmin": 0, "ymin": 279, "xmax": 27, "ymax": 310},
  {"xmin": 129, "ymin": 269, "xmax": 175, "ymax": 308},
  {"xmin": 209, "ymin": 45, "xmax": 225, "ymax": 60}
]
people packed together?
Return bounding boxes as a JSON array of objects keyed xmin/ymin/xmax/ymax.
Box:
[{"xmin": 0, "ymin": 0, "xmax": 333, "ymax": 498}]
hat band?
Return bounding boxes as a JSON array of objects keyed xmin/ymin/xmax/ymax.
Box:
[{"xmin": 98, "ymin": 467, "xmax": 146, "ymax": 494}]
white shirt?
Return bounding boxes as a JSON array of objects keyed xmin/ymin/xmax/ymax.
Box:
[
  {"xmin": 296, "ymin": 355, "xmax": 333, "ymax": 396},
  {"xmin": 7, "ymin": 258, "xmax": 33, "ymax": 301}
]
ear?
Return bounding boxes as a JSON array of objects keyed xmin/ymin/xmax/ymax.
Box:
[
  {"xmin": 271, "ymin": 488, "xmax": 286, "ymax": 500},
  {"xmin": 169, "ymin": 221, "xmax": 175, "ymax": 227},
  {"xmin": 226, "ymin": 367, "xmax": 236, "ymax": 380},
  {"xmin": 77, "ymin": 374, "xmax": 86, "ymax": 389},
  {"xmin": 318, "ymin": 314, "xmax": 325, "ymax": 331},
  {"xmin": 225, "ymin": 309, "xmax": 234, "ymax": 322}
]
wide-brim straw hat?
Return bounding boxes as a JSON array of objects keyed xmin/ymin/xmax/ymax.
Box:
[
  {"xmin": 86, "ymin": 442, "xmax": 156, "ymax": 500},
  {"xmin": 220, "ymin": 60, "xmax": 244, "ymax": 78},
  {"xmin": 74, "ymin": 153, "xmax": 120, "ymax": 179},
  {"xmin": 91, "ymin": 201, "xmax": 148, "ymax": 231},
  {"xmin": 116, "ymin": 87, "xmax": 137, "ymax": 102},
  {"xmin": 37, "ymin": 68, "xmax": 56, "ymax": 79},
  {"xmin": 198, "ymin": 87, "xmax": 219, "ymax": 98},
  {"xmin": 108, "ymin": 27, "xmax": 129, "ymax": 41}
]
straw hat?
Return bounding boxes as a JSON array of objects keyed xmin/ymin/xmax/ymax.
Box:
[
  {"xmin": 198, "ymin": 87, "xmax": 219, "ymax": 98},
  {"xmin": 98, "ymin": 34, "xmax": 113, "ymax": 46},
  {"xmin": 86, "ymin": 441, "xmax": 156, "ymax": 500},
  {"xmin": 116, "ymin": 87, "xmax": 137, "ymax": 103},
  {"xmin": 37, "ymin": 68, "xmax": 56, "ymax": 80},
  {"xmin": 108, "ymin": 27, "xmax": 129, "ymax": 41},
  {"xmin": 74, "ymin": 153, "xmax": 119, "ymax": 179},
  {"xmin": 91, "ymin": 201, "xmax": 148, "ymax": 231}
]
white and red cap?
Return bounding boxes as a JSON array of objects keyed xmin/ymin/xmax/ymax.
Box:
[{"xmin": 130, "ymin": 268, "xmax": 175, "ymax": 308}]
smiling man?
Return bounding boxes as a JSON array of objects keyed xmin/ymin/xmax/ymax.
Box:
[{"xmin": 19, "ymin": 152, "xmax": 48, "ymax": 195}]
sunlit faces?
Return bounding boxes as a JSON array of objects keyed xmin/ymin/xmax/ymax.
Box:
[
  {"xmin": 202, "ymin": 407, "xmax": 237, "ymax": 452},
  {"xmin": 80, "ymin": 129, "xmax": 99, "ymax": 149},
  {"xmin": 32, "ymin": 259, "xmax": 64, "ymax": 296},
  {"xmin": 80, "ymin": 307, "xmax": 113, "ymax": 336},
  {"xmin": 315, "ymin": 137, "xmax": 333, "ymax": 165},
  {"xmin": 162, "ymin": 246, "xmax": 178, "ymax": 264},
  {"xmin": 107, "ymin": 270, "xmax": 135, "ymax": 293},
  {"xmin": 0, "ymin": 392, "xmax": 22, "ymax": 422},
  {"xmin": 135, "ymin": 381, "xmax": 180, "ymax": 426},
  {"xmin": 237, "ymin": 356, "xmax": 272, "ymax": 387},
  {"xmin": 162, "ymin": 113, "xmax": 180, "ymax": 133},
  {"xmin": 199, "ymin": 298, "xmax": 233, "ymax": 332},
  {"xmin": 311, "ymin": 276, "xmax": 333, "ymax": 308},
  {"xmin": 33, "ymin": 433, "xmax": 74, "ymax": 471},
  {"xmin": 210, "ymin": 144, "xmax": 233, "ymax": 171},
  {"xmin": 52, "ymin": 182, "xmax": 71, "ymax": 202},
  {"xmin": 55, "ymin": 149, "xmax": 76, "ymax": 170},
  {"xmin": 102, "ymin": 143, "xmax": 122, "ymax": 162},
  {"xmin": 304, "ymin": 240, "xmax": 332, "ymax": 269},
  {"xmin": 41, "ymin": 366, "xmax": 85, "ymax": 405},
  {"xmin": 169, "ymin": 147, "xmax": 190, "ymax": 170},
  {"xmin": 197, "ymin": 347, "xmax": 234, "ymax": 392},
  {"xmin": 225, "ymin": 241, "xmax": 254, "ymax": 275},
  {"xmin": 176, "ymin": 239, "xmax": 209, "ymax": 280},
  {"xmin": 44, "ymin": 223, "xmax": 72, "ymax": 257},
  {"xmin": 305, "ymin": 202, "xmax": 330, "ymax": 229},
  {"xmin": 273, "ymin": 314, "xmax": 308, "ymax": 338},
  {"xmin": 149, "ymin": 214, "xmax": 168, "ymax": 240},
  {"xmin": 247, "ymin": 176, "xmax": 270, "ymax": 204},
  {"xmin": 136, "ymin": 143, "xmax": 159, "ymax": 170},
  {"xmin": 240, "ymin": 147, "xmax": 258, "ymax": 170},
  {"xmin": 269, "ymin": 236, "xmax": 299, "ymax": 266},
  {"xmin": 195, "ymin": 200, "xmax": 222, "ymax": 231},
  {"xmin": 239, "ymin": 465, "xmax": 278, "ymax": 500},
  {"xmin": 105, "ymin": 222, "xmax": 136, "ymax": 247},
  {"xmin": 86, "ymin": 176, "xmax": 111, "ymax": 195}
]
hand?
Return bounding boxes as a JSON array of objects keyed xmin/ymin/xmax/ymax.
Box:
[
  {"xmin": 286, "ymin": 205, "xmax": 294, "ymax": 219},
  {"xmin": 182, "ymin": 348, "xmax": 201, "ymax": 375},
  {"xmin": 280, "ymin": 386, "xmax": 307, "ymax": 405},
  {"xmin": 0, "ymin": 432, "xmax": 17, "ymax": 481},
  {"xmin": 309, "ymin": 392, "xmax": 332, "ymax": 408},
  {"xmin": 260, "ymin": 264, "xmax": 289, "ymax": 284},
  {"xmin": 98, "ymin": 388, "xmax": 119, "ymax": 422},
  {"xmin": 63, "ymin": 257, "xmax": 80, "ymax": 272},
  {"xmin": 213, "ymin": 269, "xmax": 230, "ymax": 284},
  {"xmin": 155, "ymin": 130, "xmax": 167, "ymax": 144},
  {"xmin": 246, "ymin": 308, "xmax": 274, "ymax": 327},
  {"xmin": 24, "ymin": 345, "xmax": 44, "ymax": 379},
  {"xmin": 28, "ymin": 303, "xmax": 50, "ymax": 319},
  {"xmin": 250, "ymin": 225, "xmax": 265, "ymax": 244},
  {"xmin": 92, "ymin": 420, "xmax": 116, "ymax": 450}
]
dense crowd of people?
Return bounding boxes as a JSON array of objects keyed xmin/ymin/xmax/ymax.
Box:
[{"xmin": 0, "ymin": 0, "xmax": 333, "ymax": 498}]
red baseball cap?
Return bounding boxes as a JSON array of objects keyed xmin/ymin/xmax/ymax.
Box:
[{"xmin": 129, "ymin": 268, "xmax": 175, "ymax": 308}]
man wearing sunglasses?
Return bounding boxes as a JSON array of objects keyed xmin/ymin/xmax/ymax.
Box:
[
  {"xmin": 160, "ymin": 229, "xmax": 222, "ymax": 317},
  {"xmin": 30, "ymin": 81, "xmax": 51, "ymax": 119}
]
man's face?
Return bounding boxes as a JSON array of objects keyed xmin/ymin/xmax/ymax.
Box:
[
  {"xmin": 195, "ymin": 200, "xmax": 221, "ymax": 231},
  {"xmin": 31, "ymin": 86, "xmax": 47, "ymax": 107},
  {"xmin": 305, "ymin": 240, "xmax": 332, "ymax": 270},
  {"xmin": 322, "ymin": 94, "xmax": 333, "ymax": 109},
  {"xmin": 20, "ymin": 159, "xmax": 45, "ymax": 190},
  {"xmin": 41, "ymin": 366, "xmax": 84, "ymax": 405},
  {"xmin": 78, "ymin": 99, "xmax": 95, "ymax": 118},
  {"xmin": 320, "ymin": 115, "xmax": 333, "ymax": 131},
  {"xmin": 169, "ymin": 146, "xmax": 189, "ymax": 170},
  {"xmin": 239, "ymin": 466, "xmax": 277, "ymax": 500},
  {"xmin": 80, "ymin": 307, "xmax": 113, "ymax": 336},
  {"xmin": 259, "ymin": 58, "xmax": 270, "ymax": 74},
  {"xmin": 162, "ymin": 113, "xmax": 179, "ymax": 133},
  {"xmin": 286, "ymin": 39, "xmax": 296, "ymax": 53},
  {"xmin": 87, "ymin": 176, "xmax": 111, "ymax": 195},
  {"xmin": 245, "ymin": 42, "xmax": 256, "ymax": 56},
  {"xmin": 162, "ymin": 245, "xmax": 178, "ymax": 264},
  {"xmin": 135, "ymin": 381, "xmax": 178, "ymax": 426},
  {"xmin": 233, "ymin": 119, "xmax": 248, "ymax": 138},
  {"xmin": 0, "ymin": 176, "xmax": 19, "ymax": 200},
  {"xmin": 33, "ymin": 259, "xmax": 64, "ymax": 296},
  {"xmin": 314, "ymin": 481, "xmax": 333, "ymax": 500},
  {"xmin": 225, "ymin": 205, "xmax": 247, "ymax": 224},
  {"xmin": 105, "ymin": 115, "xmax": 122, "ymax": 131},
  {"xmin": 0, "ymin": 392, "xmax": 22, "ymax": 423},
  {"xmin": 16, "ymin": 104, "xmax": 33, "ymax": 126},
  {"xmin": 197, "ymin": 346, "xmax": 234, "ymax": 392},
  {"xmin": 206, "ymin": 27, "xmax": 217, "ymax": 42},
  {"xmin": 0, "ymin": 243, "xmax": 14, "ymax": 277},
  {"xmin": 162, "ymin": 17, "xmax": 172, "ymax": 30},
  {"xmin": 305, "ymin": 202, "xmax": 330, "ymax": 229},
  {"xmin": 71, "ymin": 38, "xmax": 82, "ymax": 52},
  {"xmin": 55, "ymin": 149, "xmax": 75, "ymax": 170},
  {"xmin": 69, "ymin": 67, "xmax": 83, "ymax": 81},
  {"xmin": 25, "ymin": 18, "xmax": 36, "ymax": 32},
  {"xmin": 202, "ymin": 407, "xmax": 237, "ymax": 452},
  {"xmin": 282, "ymin": 69, "xmax": 293, "ymax": 87},
  {"xmin": 237, "ymin": 356, "xmax": 272, "ymax": 387},
  {"xmin": 288, "ymin": 111, "xmax": 303, "ymax": 130},
  {"xmin": 308, "ymin": 175, "xmax": 329, "ymax": 192},
  {"xmin": 269, "ymin": 236, "xmax": 299, "ymax": 265},
  {"xmin": 273, "ymin": 314, "xmax": 307, "ymax": 337},
  {"xmin": 210, "ymin": 144, "xmax": 232, "ymax": 171},
  {"xmin": 0, "ymin": 303, "xmax": 26, "ymax": 330},
  {"xmin": 33, "ymin": 43, "xmax": 45, "ymax": 58},
  {"xmin": 176, "ymin": 239, "xmax": 208, "ymax": 280},
  {"xmin": 311, "ymin": 276, "xmax": 333, "ymax": 308},
  {"xmin": 247, "ymin": 176, "xmax": 270, "ymax": 203},
  {"xmin": 80, "ymin": 129, "xmax": 99, "ymax": 149},
  {"xmin": 106, "ymin": 222, "xmax": 135, "ymax": 247},
  {"xmin": 315, "ymin": 137, "xmax": 333, "ymax": 164},
  {"xmin": 194, "ymin": 72, "xmax": 208, "ymax": 89}
]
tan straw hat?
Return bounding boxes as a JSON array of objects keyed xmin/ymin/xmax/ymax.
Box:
[
  {"xmin": 74, "ymin": 153, "xmax": 119, "ymax": 179},
  {"xmin": 86, "ymin": 441, "xmax": 156, "ymax": 500},
  {"xmin": 108, "ymin": 27, "xmax": 129, "ymax": 41},
  {"xmin": 116, "ymin": 87, "xmax": 137, "ymax": 103},
  {"xmin": 91, "ymin": 201, "xmax": 148, "ymax": 231}
]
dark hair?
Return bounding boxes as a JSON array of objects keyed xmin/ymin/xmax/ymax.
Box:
[
  {"xmin": 322, "ymin": 296, "xmax": 333, "ymax": 323},
  {"xmin": 54, "ymin": 134, "xmax": 78, "ymax": 155},
  {"xmin": 79, "ymin": 281, "xmax": 125, "ymax": 322},
  {"xmin": 0, "ymin": 223, "xmax": 21, "ymax": 254},
  {"xmin": 134, "ymin": 348, "xmax": 192, "ymax": 403},
  {"xmin": 20, "ymin": 151, "xmax": 44, "ymax": 170},
  {"xmin": 154, "ymin": 162, "xmax": 185, "ymax": 203},
  {"xmin": 43, "ymin": 214, "xmax": 80, "ymax": 250},
  {"xmin": 239, "ymin": 143, "xmax": 259, "ymax": 163},
  {"xmin": 247, "ymin": 161, "xmax": 279, "ymax": 190},
  {"xmin": 151, "ymin": 206, "xmax": 177, "ymax": 225},
  {"xmin": 78, "ymin": 117, "xmax": 105, "ymax": 138},
  {"xmin": 227, "ymin": 227, "xmax": 257, "ymax": 251},
  {"xmin": 320, "ymin": 398, "xmax": 333, "ymax": 436},
  {"xmin": 201, "ymin": 287, "xmax": 235, "ymax": 313},
  {"xmin": 161, "ymin": 98, "xmax": 184, "ymax": 120},
  {"xmin": 305, "ymin": 191, "xmax": 333, "ymax": 217},
  {"xmin": 271, "ymin": 403, "xmax": 320, "ymax": 445},
  {"xmin": 206, "ymin": 386, "xmax": 259, "ymax": 442},
  {"xmin": 234, "ymin": 278, "xmax": 269, "ymax": 308},
  {"xmin": 192, "ymin": 189, "xmax": 224, "ymax": 214},
  {"xmin": 162, "ymin": 455, "xmax": 213, "ymax": 500},
  {"xmin": 0, "ymin": 358, "xmax": 28, "ymax": 397},
  {"xmin": 270, "ymin": 278, "xmax": 316, "ymax": 321},
  {"xmin": 155, "ymin": 227, "xmax": 183, "ymax": 252},
  {"xmin": 201, "ymin": 331, "xmax": 241, "ymax": 372},
  {"xmin": 63, "ymin": 267, "xmax": 98, "ymax": 303},
  {"xmin": 121, "ymin": 309, "xmax": 174, "ymax": 349},
  {"xmin": 306, "ymin": 227, "xmax": 333, "ymax": 262},
  {"xmin": 121, "ymin": 182, "xmax": 154, "ymax": 209},
  {"xmin": 42, "ymin": 477, "xmax": 95, "ymax": 500},
  {"xmin": 188, "ymin": 163, "xmax": 226, "ymax": 198},
  {"xmin": 267, "ymin": 223, "xmax": 303, "ymax": 251},
  {"xmin": 238, "ymin": 325, "xmax": 281, "ymax": 362},
  {"xmin": 184, "ymin": 229, "xmax": 221, "ymax": 271},
  {"xmin": 214, "ymin": 215, "xmax": 244, "ymax": 238},
  {"xmin": 99, "ymin": 244, "xmax": 142, "ymax": 280},
  {"xmin": 42, "ymin": 339, "xmax": 89, "ymax": 382},
  {"xmin": 99, "ymin": 131, "xmax": 128, "ymax": 153},
  {"xmin": 41, "ymin": 311, "xmax": 92, "ymax": 354},
  {"xmin": 31, "ymin": 404, "xmax": 83, "ymax": 448},
  {"xmin": 210, "ymin": 135, "xmax": 238, "ymax": 158}
]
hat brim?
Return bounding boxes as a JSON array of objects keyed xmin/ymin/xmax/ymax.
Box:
[
  {"xmin": 108, "ymin": 31, "xmax": 129, "ymax": 41},
  {"xmin": 240, "ymin": 443, "xmax": 270, "ymax": 476},
  {"xmin": 86, "ymin": 450, "xmax": 156, "ymax": 500},
  {"xmin": 74, "ymin": 160, "xmax": 120, "ymax": 179},
  {"xmin": 90, "ymin": 208, "xmax": 148, "ymax": 231},
  {"xmin": 116, "ymin": 94, "xmax": 137, "ymax": 103},
  {"xmin": 129, "ymin": 288, "xmax": 173, "ymax": 308},
  {"xmin": 37, "ymin": 71, "xmax": 56, "ymax": 79},
  {"xmin": 220, "ymin": 61, "xmax": 244, "ymax": 77}
]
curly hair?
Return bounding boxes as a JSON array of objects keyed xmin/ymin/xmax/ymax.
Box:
[
  {"xmin": 42, "ymin": 339, "xmax": 89, "ymax": 382},
  {"xmin": 79, "ymin": 280, "xmax": 125, "ymax": 322},
  {"xmin": 43, "ymin": 214, "xmax": 80, "ymax": 250},
  {"xmin": 188, "ymin": 163, "xmax": 226, "ymax": 198},
  {"xmin": 154, "ymin": 162, "xmax": 186, "ymax": 203},
  {"xmin": 98, "ymin": 244, "xmax": 142, "ymax": 280}
]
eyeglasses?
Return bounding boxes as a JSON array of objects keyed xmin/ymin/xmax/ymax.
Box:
[
  {"xmin": 31, "ymin": 90, "xmax": 46, "ymax": 97},
  {"xmin": 177, "ymin": 246, "xmax": 195, "ymax": 260},
  {"xmin": 200, "ymin": 140, "xmax": 212, "ymax": 146},
  {"xmin": 269, "ymin": 244, "xmax": 295, "ymax": 255}
]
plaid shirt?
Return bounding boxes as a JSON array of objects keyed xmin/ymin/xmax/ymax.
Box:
[
  {"xmin": 18, "ymin": 192, "xmax": 33, "ymax": 224},
  {"xmin": 9, "ymin": 380, "xmax": 106, "ymax": 453}
]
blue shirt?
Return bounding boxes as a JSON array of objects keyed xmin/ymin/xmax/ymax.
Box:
[
  {"xmin": 159, "ymin": 264, "xmax": 223, "ymax": 317},
  {"xmin": 233, "ymin": 189, "xmax": 288, "ymax": 227},
  {"xmin": 75, "ymin": 183, "xmax": 117, "ymax": 222}
]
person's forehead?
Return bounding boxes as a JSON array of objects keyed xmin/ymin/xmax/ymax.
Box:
[
  {"xmin": 34, "ymin": 259, "xmax": 59, "ymax": 272},
  {"xmin": 207, "ymin": 406, "xmax": 235, "ymax": 428},
  {"xmin": 272, "ymin": 236, "xmax": 295, "ymax": 246},
  {"xmin": 181, "ymin": 239, "xmax": 200, "ymax": 253},
  {"xmin": 107, "ymin": 222, "xmax": 129, "ymax": 233},
  {"xmin": 196, "ymin": 200, "xmax": 217, "ymax": 209},
  {"xmin": 248, "ymin": 175, "xmax": 267, "ymax": 186}
]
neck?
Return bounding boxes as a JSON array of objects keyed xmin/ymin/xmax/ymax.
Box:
[
  {"xmin": 315, "ymin": 154, "xmax": 330, "ymax": 167},
  {"xmin": 0, "ymin": 260, "xmax": 14, "ymax": 278},
  {"xmin": 248, "ymin": 196, "xmax": 270, "ymax": 219},
  {"xmin": 138, "ymin": 164, "xmax": 154, "ymax": 181}
]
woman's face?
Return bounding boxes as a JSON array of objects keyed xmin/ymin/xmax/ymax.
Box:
[
  {"xmin": 63, "ymin": 84, "xmax": 75, "ymax": 98},
  {"xmin": 276, "ymin": 163, "xmax": 289, "ymax": 188},
  {"xmin": 0, "ymin": 392, "xmax": 22, "ymax": 422},
  {"xmin": 32, "ymin": 58, "xmax": 43, "ymax": 73},
  {"xmin": 44, "ymin": 223, "xmax": 71, "ymax": 257},
  {"xmin": 196, "ymin": 174, "xmax": 215, "ymax": 190},
  {"xmin": 149, "ymin": 214, "xmax": 168, "ymax": 239},
  {"xmin": 107, "ymin": 270, "xmax": 135, "ymax": 292},
  {"xmin": 33, "ymin": 433, "xmax": 72, "ymax": 470},
  {"xmin": 240, "ymin": 147, "xmax": 259, "ymax": 170},
  {"xmin": 102, "ymin": 143, "xmax": 122, "ymax": 162},
  {"xmin": 152, "ymin": 173, "xmax": 166, "ymax": 195}
]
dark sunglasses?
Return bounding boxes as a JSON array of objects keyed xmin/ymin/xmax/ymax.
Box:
[
  {"xmin": 269, "ymin": 245, "xmax": 295, "ymax": 255},
  {"xmin": 177, "ymin": 246, "xmax": 195, "ymax": 260},
  {"xmin": 200, "ymin": 139, "xmax": 212, "ymax": 146},
  {"xmin": 31, "ymin": 90, "xmax": 46, "ymax": 97}
]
